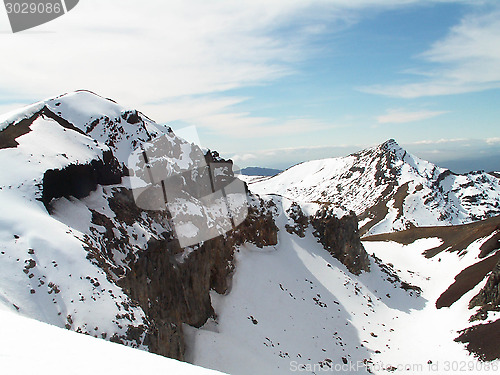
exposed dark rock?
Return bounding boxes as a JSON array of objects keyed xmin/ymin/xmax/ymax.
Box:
[
  {"xmin": 119, "ymin": 237, "xmax": 221, "ymax": 358},
  {"xmin": 121, "ymin": 110, "xmax": 141, "ymax": 124},
  {"xmin": 479, "ymin": 231, "xmax": 500, "ymax": 258},
  {"xmin": 233, "ymin": 197, "xmax": 279, "ymax": 248},
  {"xmin": 311, "ymin": 209, "xmax": 370, "ymax": 275},
  {"xmin": 117, "ymin": 193, "xmax": 278, "ymax": 360},
  {"xmin": 204, "ymin": 150, "xmax": 227, "ymax": 164},
  {"xmin": 79, "ymin": 170, "xmax": 278, "ymax": 361},
  {"xmin": 41, "ymin": 150, "xmax": 122, "ymax": 209},
  {"xmin": 0, "ymin": 108, "xmax": 43, "ymax": 149},
  {"xmin": 285, "ymin": 202, "xmax": 308, "ymax": 237}
]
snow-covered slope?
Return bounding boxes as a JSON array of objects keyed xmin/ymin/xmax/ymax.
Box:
[
  {"xmin": 187, "ymin": 196, "xmax": 500, "ymax": 374},
  {"xmin": 0, "ymin": 308, "xmax": 226, "ymax": 375},
  {"xmin": 249, "ymin": 140, "xmax": 500, "ymax": 236}
]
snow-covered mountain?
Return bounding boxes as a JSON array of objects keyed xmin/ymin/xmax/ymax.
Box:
[
  {"xmin": 0, "ymin": 90, "xmax": 257, "ymax": 359},
  {"xmin": 249, "ymin": 139, "xmax": 500, "ymax": 236},
  {"xmin": 0, "ymin": 91, "xmax": 156, "ymax": 348},
  {"xmin": 1, "ymin": 92, "xmax": 499, "ymax": 374}
]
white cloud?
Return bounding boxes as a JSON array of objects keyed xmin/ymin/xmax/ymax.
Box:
[
  {"xmin": 0, "ymin": 0, "xmax": 482, "ymax": 136},
  {"xmin": 229, "ymin": 143, "xmax": 365, "ymax": 168},
  {"xmin": 0, "ymin": 0, "xmax": 369, "ymax": 140},
  {"xmin": 361, "ymin": 7, "xmax": 500, "ymax": 98},
  {"xmin": 0, "ymin": 1, "xmax": 309, "ymax": 104},
  {"xmin": 377, "ymin": 109, "xmax": 448, "ymax": 124},
  {"xmin": 486, "ymin": 137, "xmax": 500, "ymax": 145},
  {"xmin": 149, "ymin": 95, "xmax": 340, "ymax": 138},
  {"xmin": 408, "ymin": 138, "xmax": 467, "ymax": 145}
]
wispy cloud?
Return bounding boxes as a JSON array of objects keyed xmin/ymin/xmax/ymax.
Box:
[
  {"xmin": 408, "ymin": 138, "xmax": 467, "ymax": 145},
  {"xmin": 0, "ymin": 0, "xmax": 483, "ymax": 134},
  {"xmin": 377, "ymin": 109, "xmax": 448, "ymax": 124},
  {"xmin": 486, "ymin": 137, "xmax": 500, "ymax": 145},
  {"xmin": 230, "ymin": 143, "xmax": 365, "ymax": 168},
  {"xmin": 147, "ymin": 94, "xmax": 343, "ymax": 138},
  {"xmin": 0, "ymin": 1, "xmax": 303, "ymax": 104},
  {"xmin": 361, "ymin": 8, "xmax": 500, "ymax": 98},
  {"xmin": 1, "ymin": 0, "xmax": 361, "ymax": 142}
]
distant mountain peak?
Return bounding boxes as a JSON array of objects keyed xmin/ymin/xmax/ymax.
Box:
[
  {"xmin": 371, "ymin": 139, "xmax": 405, "ymax": 158},
  {"xmin": 381, "ymin": 138, "xmax": 398, "ymax": 148},
  {"xmin": 249, "ymin": 140, "xmax": 500, "ymax": 236}
]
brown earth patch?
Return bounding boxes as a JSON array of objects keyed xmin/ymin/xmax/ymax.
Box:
[
  {"xmin": 455, "ymin": 319, "xmax": 500, "ymax": 361},
  {"xmin": 358, "ymin": 184, "xmax": 395, "ymax": 236},
  {"xmin": 436, "ymin": 250, "xmax": 500, "ymax": 309},
  {"xmin": 0, "ymin": 109, "xmax": 43, "ymax": 148},
  {"xmin": 393, "ymin": 182, "xmax": 409, "ymax": 222},
  {"xmin": 479, "ymin": 231, "xmax": 500, "ymax": 258},
  {"xmin": 362, "ymin": 215, "xmax": 500, "ymax": 259},
  {"xmin": 0, "ymin": 106, "xmax": 85, "ymax": 149}
]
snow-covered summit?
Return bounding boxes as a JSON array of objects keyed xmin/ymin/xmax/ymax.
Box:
[
  {"xmin": 0, "ymin": 90, "xmax": 169, "ymax": 163},
  {"xmin": 249, "ymin": 139, "xmax": 500, "ymax": 235},
  {"xmin": 0, "ymin": 90, "xmax": 246, "ymax": 360}
]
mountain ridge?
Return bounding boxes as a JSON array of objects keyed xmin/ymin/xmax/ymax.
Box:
[{"xmin": 249, "ymin": 138, "xmax": 500, "ymax": 236}]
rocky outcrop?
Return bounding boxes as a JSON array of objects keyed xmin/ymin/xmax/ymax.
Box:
[
  {"xmin": 41, "ymin": 150, "xmax": 123, "ymax": 209},
  {"xmin": 311, "ymin": 208, "xmax": 370, "ymax": 275},
  {"xmin": 235, "ymin": 196, "xmax": 279, "ymax": 248},
  {"xmin": 119, "ymin": 235, "xmax": 233, "ymax": 359},
  {"xmin": 285, "ymin": 202, "xmax": 309, "ymax": 237}
]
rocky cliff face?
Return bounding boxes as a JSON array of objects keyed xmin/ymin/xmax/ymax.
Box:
[
  {"xmin": 65, "ymin": 149, "xmax": 279, "ymax": 360},
  {"xmin": 117, "ymin": 190, "xmax": 279, "ymax": 360},
  {"xmin": 41, "ymin": 150, "xmax": 123, "ymax": 209},
  {"xmin": 310, "ymin": 208, "xmax": 370, "ymax": 275}
]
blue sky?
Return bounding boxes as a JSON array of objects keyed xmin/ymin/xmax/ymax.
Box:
[{"xmin": 0, "ymin": 0, "xmax": 499, "ymax": 172}]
